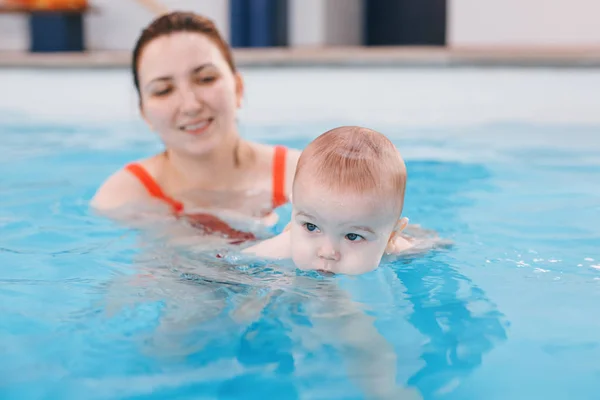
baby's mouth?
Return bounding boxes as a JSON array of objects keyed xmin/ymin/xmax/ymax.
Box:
[{"xmin": 316, "ymin": 269, "xmax": 335, "ymax": 277}]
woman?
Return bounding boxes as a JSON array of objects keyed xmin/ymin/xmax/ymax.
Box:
[{"xmin": 92, "ymin": 12, "xmax": 300, "ymax": 243}]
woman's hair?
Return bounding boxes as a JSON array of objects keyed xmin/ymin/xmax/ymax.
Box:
[{"xmin": 132, "ymin": 11, "xmax": 236, "ymax": 97}]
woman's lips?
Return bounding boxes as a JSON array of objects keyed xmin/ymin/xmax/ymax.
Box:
[{"xmin": 180, "ymin": 118, "xmax": 212, "ymax": 135}]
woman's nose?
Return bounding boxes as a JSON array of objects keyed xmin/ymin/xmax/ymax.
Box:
[{"xmin": 179, "ymin": 88, "xmax": 203, "ymax": 115}]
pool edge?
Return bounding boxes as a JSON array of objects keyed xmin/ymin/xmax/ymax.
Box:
[{"xmin": 2, "ymin": 46, "xmax": 600, "ymax": 69}]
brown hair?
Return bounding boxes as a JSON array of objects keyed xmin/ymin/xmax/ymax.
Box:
[
  {"xmin": 132, "ymin": 11, "xmax": 236, "ymax": 98},
  {"xmin": 294, "ymin": 126, "xmax": 407, "ymax": 215}
]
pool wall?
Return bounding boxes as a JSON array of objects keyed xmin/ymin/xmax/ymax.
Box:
[{"xmin": 1, "ymin": 67, "xmax": 599, "ymax": 129}]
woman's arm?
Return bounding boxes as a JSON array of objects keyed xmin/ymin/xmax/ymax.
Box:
[{"xmin": 91, "ymin": 168, "xmax": 151, "ymax": 211}]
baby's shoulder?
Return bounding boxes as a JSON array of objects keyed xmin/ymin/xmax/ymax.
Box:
[{"xmin": 242, "ymin": 230, "xmax": 292, "ymax": 260}]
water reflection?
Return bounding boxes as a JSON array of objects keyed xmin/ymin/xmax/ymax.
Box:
[
  {"xmin": 393, "ymin": 255, "xmax": 509, "ymax": 398},
  {"xmin": 397, "ymin": 160, "xmax": 509, "ymax": 398},
  {"xmin": 86, "ymin": 158, "xmax": 510, "ymax": 399}
]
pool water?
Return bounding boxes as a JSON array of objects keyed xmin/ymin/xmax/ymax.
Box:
[{"xmin": 1, "ymin": 115, "xmax": 599, "ymax": 400}]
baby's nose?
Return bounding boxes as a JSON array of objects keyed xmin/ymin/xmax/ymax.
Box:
[{"xmin": 318, "ymin": 244, "xmax": 340, "ymax": 261}]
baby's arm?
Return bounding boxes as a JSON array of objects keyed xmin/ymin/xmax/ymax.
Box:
[
  {"xmin": 303, "ymin": 282, "xmax": 421, "ymax": 399},
  {"xmin": 242, "ymin": 229, "xmax": 292, "ymax": 260}
]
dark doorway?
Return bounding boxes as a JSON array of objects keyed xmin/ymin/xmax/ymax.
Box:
[{"xmin": 364, "ymin": 0, "xmax": 447, "ymax": 46}]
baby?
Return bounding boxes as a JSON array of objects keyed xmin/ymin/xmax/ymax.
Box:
[
  {"xmin": 237, "ymin": 126, "xmax": 424, "ymax": 398},
  {"xmin": 243, "ymin": 125, "xmax": 413, "ymax": 275}
]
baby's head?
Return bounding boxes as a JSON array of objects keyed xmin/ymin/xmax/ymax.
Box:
[{"xmin": 290, "ymin": 126, "xmax": 407, "ymax": 275}]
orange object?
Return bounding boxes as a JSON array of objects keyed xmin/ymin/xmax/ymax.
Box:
[
  {"xmin": 271, "ymin": 144, "xmax": 287, "ymax": 209},
  {"xmin": 124, "ymin": 163, "xmax": 184, "ymax": 213},
  {"xmin": 12, "ymin": 0, "xmax": 87, "ymax": 10}
]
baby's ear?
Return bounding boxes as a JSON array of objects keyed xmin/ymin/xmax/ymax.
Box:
[
  {"xmin": 393, "ymin": 217, "xmax": 409, "ymax": 235},
  {"xmin": 386, "ymin": 217, "xmax": 409, "ymax": 254}
]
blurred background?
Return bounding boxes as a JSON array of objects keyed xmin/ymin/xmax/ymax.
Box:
[
  {"xmin": 1, "ymin": 0, "xmax": 599, "ymax": 128},
  {"xmin": 0, "ymin": 4, "xmax": 599, "ymax": 400},
  {"xmin": 0, "ymin": 0, "xmax": 599, "ymax": 54}
]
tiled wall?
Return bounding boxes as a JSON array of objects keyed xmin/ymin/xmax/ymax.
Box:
[
  {"xmin": 448, "ymin": 0, "xmax": 600, "ymax": 48},
  {"xmin": 85, "ymin": 0, "xmax": 229, "ymax": 51},
  {"xmin": 0, "ymin": 0, "xmax": 228, "ymax": 51},
  {"xmin": 0, "ymin": 0, "xmax": 599, "ymax": 52},
  {"xmin": 288, "ymin": 0, "xmax": 362, "ymax": 47},
  {"xmin": 0, "ymin": 9, "xmax": 28, "ymax": 51}
]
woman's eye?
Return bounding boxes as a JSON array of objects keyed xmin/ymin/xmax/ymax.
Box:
[
  {"xmin": 345, "ymin": 233, "xmax": 364, "ymax": 241},
  {"xmin": 154, "ymin": 87, "xmax": 172, "ymax": 96},
  {"xmin": 304, "ymin": 223, "xmax": 318, "ymax": 232},
  {"xmin": 197, "ymin": 76, "xmax": 216, "ymax": 84}
]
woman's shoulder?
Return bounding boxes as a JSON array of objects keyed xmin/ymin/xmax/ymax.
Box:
[
  {"xmin": 280, "ymin": 145, "xmax": 301, "ymax": 168},
  {"xmin": 250, "ymin": 141, "xmax": 300, "ymax": 169},
  {"xmin": 253, "ymin": 142, "xmax": 301, "ymax": 191},
  {"xmin": 90, "ymin": 156, "xmax": 161, "ymax": 211},
  {"xmin": 279, "ymin": 146, "xmax": 301, "ymax": 194},
  {"xmin": 252, "ymin": 142, "xmax": 301, "ymax": 160}
]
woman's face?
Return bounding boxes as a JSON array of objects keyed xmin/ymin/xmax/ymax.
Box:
[{"xmin": 137, "ymin": 32, "xmax": 243, "ymax": 156}]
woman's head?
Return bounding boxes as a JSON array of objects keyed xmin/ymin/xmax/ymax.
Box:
[{"xmin": 132, "ymin": 12, "xmax": 243, "ymax": 156}]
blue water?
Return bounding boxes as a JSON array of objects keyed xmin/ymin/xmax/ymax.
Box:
[{"xmin": 1, "ymin": 119, "xmax": 599, "ymax": 400}]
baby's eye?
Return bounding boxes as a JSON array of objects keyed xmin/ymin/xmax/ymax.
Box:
[
  {"xmin": 345, "ymin": 233, "xmax": 365, "ymax": 242},
  {"xmin": 304, "ymin": 223, "xmax": 318, "ymax": 232}
]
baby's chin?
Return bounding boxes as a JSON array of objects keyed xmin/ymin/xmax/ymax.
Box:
[
  {"xmin": 298, "ymin": 265, "xmax": 378, "ymax": 277},
  {"xmin": 294, "ymin": 263, "xmax": 336, "ymax": 277},
  {"xmin": 292, "ymin": 256, "xmax": 379, "ymax": 276}
]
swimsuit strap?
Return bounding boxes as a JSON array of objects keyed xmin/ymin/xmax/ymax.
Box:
[
  {"xmin": 125, "ymin": 163, "xmax": 184, "ymax": 213},
  {"xmin": 125, "ymin": 147, "xmax": 288, "ymax": 214},
  {"xmin": 271, "ymin": 145, "xmax": 288, "ymax": 208}
]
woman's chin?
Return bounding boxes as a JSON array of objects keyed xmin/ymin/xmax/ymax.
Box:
[{"xmin": 166, "ymin": 136, "xmax": 221, "ymax": 158}]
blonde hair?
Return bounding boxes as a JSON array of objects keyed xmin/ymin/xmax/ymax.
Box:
[{"xmin": 294, "ymin": 126, "xmax": 407, "ymax": 215}]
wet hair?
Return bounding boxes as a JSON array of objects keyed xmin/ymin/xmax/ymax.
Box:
[
  {"xmin": 132, "ymin": 11, "xmax": 236, "ymax": 98},
  {"xmin": 294, "ymin": 126, "xmax": 407, "ymax": 216}
]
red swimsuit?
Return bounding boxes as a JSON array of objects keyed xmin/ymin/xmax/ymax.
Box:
[{"xmin": 124, "ymin": 146, "xmax": 288, "ymax": 243}]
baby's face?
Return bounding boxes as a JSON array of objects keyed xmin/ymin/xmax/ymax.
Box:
[{"xmin": 290, "ymin": 178, "xmax": 400, "ymax": 275}]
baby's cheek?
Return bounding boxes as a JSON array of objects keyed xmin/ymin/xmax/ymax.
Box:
[
  {"xmin": 357, "ymin": 245, "xmax": 385, "ymax": 273},
  {"xmin": 291, "ymin": 239, "xmax": 311, "ymax": 268}
]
